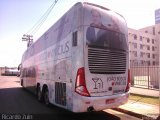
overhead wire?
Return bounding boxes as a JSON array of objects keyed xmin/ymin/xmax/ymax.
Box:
[{"xmin": 26, "ymin": 0, "xmax": 58, "ymax": 35}]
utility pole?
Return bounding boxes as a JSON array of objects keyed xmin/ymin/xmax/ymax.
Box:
[{"xmin": 22, "ymin": 34, "xmax": 33, "ymax": 48}]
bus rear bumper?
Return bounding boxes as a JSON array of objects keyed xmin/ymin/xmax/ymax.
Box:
[{"xmin": 72, "ymin": 92, "xmax": 129, "ymax": 113}]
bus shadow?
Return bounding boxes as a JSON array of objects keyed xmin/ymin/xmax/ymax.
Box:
[
  {"xmin": 64, "ymin": 111, "xmax": 120, "ymax": 120},
  {"xmin": 23, "ymin": 88, "xmax": 120, "ymax": 120},
  {"xmin": 0, "ymin": 87, "xmax": 120, "ymax": 120},
  {"xmin": 44, "ymin": 108, "xmax": 120, "ymax": 120},
  {"xmin": 42, "ymin": 100, "xmax": 120, "ymax": 120}
]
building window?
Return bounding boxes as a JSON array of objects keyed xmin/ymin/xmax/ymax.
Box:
[
  {"xmin": 158, "ymin": 31, "xmax": 160, "ymax": 34},
  {"xmin": 152, "ymin": 46, "xmax": 155, "ymax": 51},
  {"xmin": 141, "ymin": 60, "xmax": 145, "ymax": 65},
  {"xmin": 152, "ymin": 39, "xmax": 154, "ymax": 44},
  {"xmin": 148, "ymin": 61, "xmax": 150, "ymax": 66},
  {"xmin": 140, "ymin": 44, "xmax": 143, "ymax": 49},
  {"xmin": 152, "ymin": 54, "xmax": 155, "ymax": 59},
  {"xmin": 134, "ymin": 51, "xmax": 137, "ymax": 57},
  {"xmin": 147, "ymin": 46, "xmax": 150, "ymax": 50},
  {"xmin": 153, "ymin": 27, "xmax": 155, "ymax": 35},
  {"xmin": 134, "ymin": 35, "xmax": 137, "ymax": 40},
  {"xmin": 147, "ymin": 53, "xmax": 150, "ymax": 58},
  {"xmin": 147, "ymin": 38, "xmax": 150, "ymax": 43},
  {"xmin": 140, "ymin": 36, "xmax": 142, "ymax": 41},
  {"xmin": 133, "ymin": 43, "xmax": 137, "ymax": 48},
  {"xmin": 153, "ymin": 61, "xmax": 156, "ymax": 65},
  {"xmin": 140, "ymin": 52, "xmax": 144, "ymax": 57},
  {"xmin": 145, "ymin": 30, "xmax": 148, "ymax": 33}
]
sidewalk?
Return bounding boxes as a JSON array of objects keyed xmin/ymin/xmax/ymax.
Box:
[
  {"xmin": 113, "ymin": 87, "xmax": 160, "ymax": 119},
  {"xmin": 113, "ymin": 100, "xmax": 159, "ymax": 120},
  {"xmin": 130, "ymin": 87, "xmax": 159, "ymax": 97}
]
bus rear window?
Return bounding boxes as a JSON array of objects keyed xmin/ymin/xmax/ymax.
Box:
[{"xmin": 86, "ymin": 27, "xmax": 127, "ymax": 50}]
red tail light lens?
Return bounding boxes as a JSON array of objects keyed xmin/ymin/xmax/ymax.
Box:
[
  {"xmin": 75, "ymin": 67, "xmax": 90, "ymax": 97},
  {"xmin": 125, "ymin": 69, "xmax": 131, "ymax": 92}
]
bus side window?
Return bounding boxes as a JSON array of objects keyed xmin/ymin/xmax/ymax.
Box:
[{"xmin": 72, "ymin": 31, "xmax": 78, "ymax": 46}]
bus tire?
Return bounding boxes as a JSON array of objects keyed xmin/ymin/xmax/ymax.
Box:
[
  {"xmin": 44, "ymin": 88, "xmax": 50, "ymax": 106},
  {"xmin": 37, "ymin": 86, "xmax": 43, "ymax": 102}
]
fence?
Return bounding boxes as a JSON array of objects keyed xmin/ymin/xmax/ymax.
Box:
[{"xmin": 130, "ymin": 65, "xmax": 159, "ymax": 89}]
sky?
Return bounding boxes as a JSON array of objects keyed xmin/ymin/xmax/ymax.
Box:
[{"xmin": 0, "ymin": 0, "xmax": 159, "ymax": 67}]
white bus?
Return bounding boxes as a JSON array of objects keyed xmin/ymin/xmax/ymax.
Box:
[{"xmin": 20, "ymin": 2, "xmax": 130, "ymax": 112}]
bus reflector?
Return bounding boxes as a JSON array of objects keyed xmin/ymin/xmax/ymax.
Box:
[
  {"xmin": 125, "ymin": 69, "xmax": 131, "ymax": 92},
  {"xmin": 75, "ymin": 67, "xmax": 90, "ymax": 97}
]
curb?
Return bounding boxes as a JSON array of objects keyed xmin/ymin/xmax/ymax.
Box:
[{"xmin": 112, "ymin": 108, "xmax": 158, "ymax": 120}]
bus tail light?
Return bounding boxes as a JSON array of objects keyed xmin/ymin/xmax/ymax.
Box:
[
  {"xmin": 125, "ymin": 69, "xmax": 131, "ymax": 92},
  {"xmin": 75, "ymin": 67, "xmax": 90, "ymax": 97}
]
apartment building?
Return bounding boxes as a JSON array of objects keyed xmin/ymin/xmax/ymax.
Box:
[
  {"xmin": 128, "ymin": 24, "xmax": 160, "ymax": 66},
  {"xmin": 155, "ymin": 8, "xmax": 160, "ymax": 24}
]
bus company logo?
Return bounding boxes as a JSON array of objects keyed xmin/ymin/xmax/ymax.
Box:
[{"xmin": 92, "ymin": 78, "xmax": 103, "ymax": 89}]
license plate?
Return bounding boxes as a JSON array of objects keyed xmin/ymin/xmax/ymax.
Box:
[{"xmin": 106, "ymin": 99, "xmax": 115, "ymax": 104}]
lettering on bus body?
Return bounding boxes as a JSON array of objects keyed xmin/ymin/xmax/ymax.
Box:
[
  {"xmin": 54, "ymin": 41, "xmax": 70, "ymax": 56},
  {"xmin": 107, "ymin": 76, "xmax": 127, "ymax": 85},
  {"xmin": 91, "ymin": 76, "xmax": 126, "ymax": 89},
  {"xmin": 90, "ymin": 76, "xmax": 127, "ymax": 95},
  {"xmin": 92, "ymin": 78, "xmax": 103, "ymax": 89},
  {"xmin": 37, "ymin": 40, "xmax": 70, "ymax": 62}
]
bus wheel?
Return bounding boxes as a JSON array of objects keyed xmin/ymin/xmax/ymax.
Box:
[
  {"xmin": 44, "ymin": 88, "xmax": 50, "ymax": 106},
  {"xmin": 37, "ymin": 86, "xmax": 43, "ymax": 102}
]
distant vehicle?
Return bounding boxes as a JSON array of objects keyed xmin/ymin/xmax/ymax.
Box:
[
  {"xmin": 20, "ymin": 2, "xmax": 130, "ymax": 112},
  {"xmin": 2, "ymin": 67, "xmax": 20, "ymax": 76},
  {"xmin": 7, "ymin": 69, "xmax": 20, "ymax": 76}
]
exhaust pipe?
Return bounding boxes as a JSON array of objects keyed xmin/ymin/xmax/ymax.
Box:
[{"xmin": 87, "ymin": 106, "xmax": 94, "ymax": 112}]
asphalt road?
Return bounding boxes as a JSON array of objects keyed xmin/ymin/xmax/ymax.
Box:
[{"xmin": 0, "ymin": 76, "xmax": 140, "ymax": 120}]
